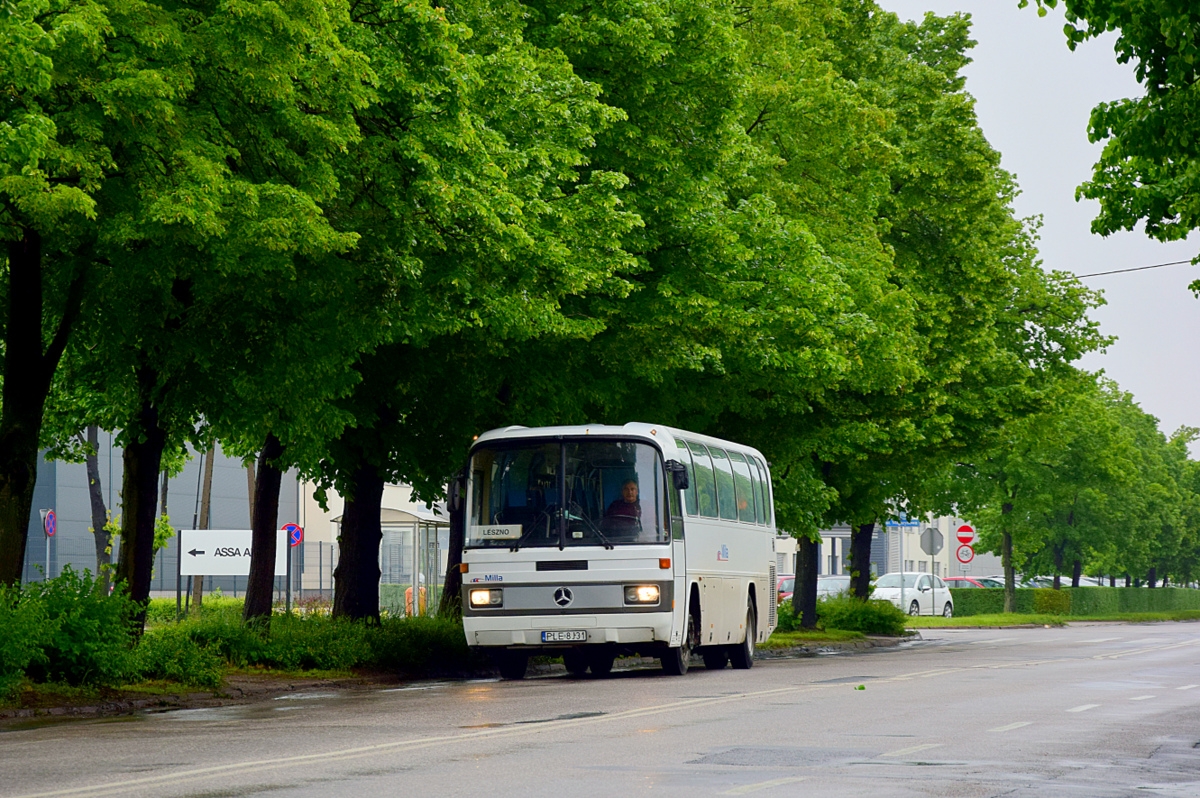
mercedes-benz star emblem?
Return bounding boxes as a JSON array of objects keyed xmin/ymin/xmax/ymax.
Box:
[{"xmin": 553, "ymin": 587, "xmax": 574, "ymax": 607}]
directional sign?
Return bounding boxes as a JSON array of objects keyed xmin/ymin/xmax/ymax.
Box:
[
  {"xmin": 178, "ymin": 529, "xmax": 287, "ymax": 576},
  {"xmin": 283, "ymin": 523, "xmax": 303, "ymax": 548},
  {"xmin": 41, "ymin": 509, "xmax": 56, "ymax": 538},
  {"xmin": 919, "ymin": 527, "xmax": 944, "ymax": 556},
  {"xmin": 956, "ymin": 524, "xmax": 975, "ymax": 545},
  {"xmin": 956, "ymin": 544, "xmax": 975, "ymax": 564}
]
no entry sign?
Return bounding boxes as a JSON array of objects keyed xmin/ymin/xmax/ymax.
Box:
[{"xmin": 956, "ymin": 524, "xmax": 975, "ymax": 545}]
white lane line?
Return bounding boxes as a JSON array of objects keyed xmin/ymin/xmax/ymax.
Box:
[
  {"xmin": 1078, "ymin": 637, "xmax": 1120, "ymax": 643},
  {"xmin": 988, "ymin": 722, "xmax": 1032, "ymax": 732},
  {"xmin": 721, "ymin": 777, "xmax": 808, "ymax": 795},
  {"xmin": 1130, "ymin": 695, "xmax": 1156, "ymax": 701},
  {"xmin": 1067, "ymin": 704, "xmax": 1100, "ymax": 713},
  {"xmin": 971, "ymin": 638, "xmax": 1016, "ymax": 644},
  {"xmin": 1178, "ymin": 684, "xmax": 1199, "ymax": 691},
  {"xmin": 881, "ymin": 743, "xmax": 943, "ymax": 758}
]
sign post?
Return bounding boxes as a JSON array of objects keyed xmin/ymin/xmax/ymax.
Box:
[
  {"xmin": 39, "ymin": 509, "xmax": 55, "ymax": 581},
  {"xmin": 283, "ymin": 524, "xmax": 303, "ymax": 613}
]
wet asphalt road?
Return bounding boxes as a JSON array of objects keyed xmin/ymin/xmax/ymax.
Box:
[{"xmin": 3, "ymin": 623, "xmax": 1200, "ymax": 798}]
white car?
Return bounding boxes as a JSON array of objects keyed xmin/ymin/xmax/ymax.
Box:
[{"xmin": 874, "ymin": 572, "xmax": 954, "ymax": 617}]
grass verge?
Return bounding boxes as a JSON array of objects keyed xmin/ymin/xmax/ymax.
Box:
[
  {"xmin": 761, "ymin": 629, "xmax": 866, "ymax": 648},
  {"xmin": 907, "ymin": 613, "xmax": 1068, "ymax": 628}
]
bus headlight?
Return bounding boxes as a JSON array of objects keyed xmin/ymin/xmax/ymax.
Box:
[
  {"xmin": 624, "ymin": 585, "xmax": 660, "ymax": 605},
  {"xmin": 469, "ymin": 588, "xmax": 503, "ymax": 608}
]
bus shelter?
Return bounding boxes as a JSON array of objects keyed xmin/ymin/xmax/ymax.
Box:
[{"xmin": 375, "ymin": 507, "xmax": 450, "ymax": 616}]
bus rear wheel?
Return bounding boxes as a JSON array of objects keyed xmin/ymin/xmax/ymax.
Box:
[
  {"xmin": 728, "ymin": 603, "xmax": 755, "ymax": 670},
  {"xmin": 702, "ymin": 648, "xmax": 728, "ymax": 670}
]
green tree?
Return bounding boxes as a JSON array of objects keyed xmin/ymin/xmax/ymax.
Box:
[{"xmin": 1023, "ymin": 1, "xmax": 1200, "ymax": 267}]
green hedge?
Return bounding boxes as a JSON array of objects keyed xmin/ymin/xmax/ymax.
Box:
[{"xmin": 949, "ymin": 586, "xmax": 1200, "ymax": 617}]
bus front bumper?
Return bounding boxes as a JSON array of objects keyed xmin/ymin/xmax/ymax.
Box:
[{"xmin": 464, "ymin": 611, "xmax": 675, "ymax": 648}]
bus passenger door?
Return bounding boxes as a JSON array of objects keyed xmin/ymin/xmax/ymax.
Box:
[{"xmin": 670, "ymin": 485, "xmax": 688, "ymax": 647}]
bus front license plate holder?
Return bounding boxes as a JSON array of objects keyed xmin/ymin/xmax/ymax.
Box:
[{"xmin": 541, "ymin": 630, "xmax": 587, "ymax": 643}]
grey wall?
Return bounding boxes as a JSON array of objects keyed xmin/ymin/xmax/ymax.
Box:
[{"xmin": 22, "ymin": 438, "xmax": 299, "ymax": 596}]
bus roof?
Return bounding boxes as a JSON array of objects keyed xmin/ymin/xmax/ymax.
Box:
[{"xmin": 472, "ymin": 423, "xmax": 769, "ymax": 467}]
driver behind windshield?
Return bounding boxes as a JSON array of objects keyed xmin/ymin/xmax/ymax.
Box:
[{"xmin": 605, "ymin": 479, "xmax": 641, "ymax": 522}]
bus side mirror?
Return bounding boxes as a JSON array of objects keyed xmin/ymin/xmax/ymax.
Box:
[{"xmin": 665, "ymin": 460, "xmax": 689, "ymax": 491}]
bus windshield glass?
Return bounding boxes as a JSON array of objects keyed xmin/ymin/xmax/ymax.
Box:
[{"xmin": 467, "ymin": 439, "xmax": 667, "ymax": 548}]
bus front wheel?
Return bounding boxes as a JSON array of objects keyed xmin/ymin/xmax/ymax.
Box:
[
  {"xmin": 729, "ymin": 603, "xmax": 755, "ymax": 669},
  {"xmin": 662, "ymin": 606, "xmax": 699, "ymax": 676}
]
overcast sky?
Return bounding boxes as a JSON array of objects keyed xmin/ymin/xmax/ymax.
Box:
[{"xmin": 882, "ymin": 1, "xmax": 1200, "ymax": 444}]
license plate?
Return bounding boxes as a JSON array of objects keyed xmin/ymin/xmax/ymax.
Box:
[{"xmin": 541, "ymin": 630, "xmax": 587, "ymax": 643}]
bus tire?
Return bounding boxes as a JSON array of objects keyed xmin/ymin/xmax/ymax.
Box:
[
  {"xmin": 662, "ymin": 602, "xmax": 699, "ymax": 676},
  {"xmin": 702, "ymin": 647, "xmax": 728, "ymax": 670},
  {"xmin": 728, "ymin": 603, "xmax": 755, "ymax": 670},
  {"xmin": 496, "ymin": 651, "xmax": 528, "ymax": 680},
  {"xmin": 563, "ymin": 650, "xmax": 589, "ymax": 677}
]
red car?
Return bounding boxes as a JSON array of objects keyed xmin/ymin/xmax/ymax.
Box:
[
  {"xmin": 944, "ymin": 576, "xmax": 1003, "ymax": 589},
  {"xmin": 777, "ymin": 575, "xmax": 795, "ymax": 602}
]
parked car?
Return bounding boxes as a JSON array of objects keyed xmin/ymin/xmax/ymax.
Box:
[
  {"xmin": 777, "ymin": 575, "xmax": 795, "ymax": 603},
  {"xmin": 944, "ymin": 576, "xmax": 1004, "ymax": 589},
  {"xmin": 874, "ymin": 572, "xmax": 954, "ymax": 617},
  {"xmin": 817, "ymin": 575, "xmax": 851, "ymax": 598}
]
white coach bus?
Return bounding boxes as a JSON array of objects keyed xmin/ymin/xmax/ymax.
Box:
[{"xmin": 459, "ymin": 423, "xmax": 779, "ymax": 679}]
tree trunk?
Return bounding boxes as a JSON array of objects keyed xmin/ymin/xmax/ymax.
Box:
[
  {"xmin": 795, "ymin": 534, "xmax": 819, "ymax": 629},
  {"xmin": 191, "ymin": 444, "xmax": 215, "ymax": 612},
  {"xmin": 1109, "ymin": 575, "xmax": 1116, "ymax": 587},
  {"xmin": 1071, "ymin": 559, "xmax": 1082, "ymax": 588},
  {"xmin": 244, "ymin": 434, "xmax": 283, "ymax": 622},
  {"xmin": 1124, "ymin": 573, "xmax": 1131, "ymax": 587},
  {"xmin": 1052, "ymin": 544, "xmax": 1063, "ymax": 590},
  {"xmin": 333, "ymin": 463, "xmax": 384, "ymax": 620},
  {"xmin": 437, "ymin": 491, "xmax": 464, "ymax": 617},
  {"xmin": 1147, "ymin": 566, "xmax": 1158, "ymax": 588},
  {"xmin": 848, "ymin": 521, "xmax": 874, "ymax": 600},
  {"xmin": 0, "ymin": 229, "xmax": 81, "ymax": 585},
  {"xmin": 1001, "ymin": 502, "xmax": 1015, "ymax": 613},
  {"xmin": 84, "ymin": 425, "xmax": 111, "ymax": 591},
  {"xmin": 115, "ymin": 395, "xmax": 166, "ymax": 625}
]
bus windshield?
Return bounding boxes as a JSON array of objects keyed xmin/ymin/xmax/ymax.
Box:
[{"xmin": 467, "ymin": 439, "xmax": 667, "ymax": 548}]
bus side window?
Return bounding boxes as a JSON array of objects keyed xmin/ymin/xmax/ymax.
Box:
[
  {"xmin": 755, "ymin": 457, "xmax": 773, "ymax": 526},
  {"xmin": 710, "ymin": 447, "xmax": 738, "ymax": 521},
  {"xmin": 747, "ymin": 457, "xmax": 764, "ymax": 525},
  {"xmin": 687, "ymin": 441, "xmax": 719, "ymax": 518},
  {"xmin": 728, "ymin": 451, "xmax": 756, "ymax": 524},
  {"xmin": 679, "ymin": 445, "xmax": 699, "ymax": 517}
]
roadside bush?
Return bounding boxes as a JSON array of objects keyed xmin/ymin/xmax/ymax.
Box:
[
  {"xmin": 1066, "ymin": 588, "xmax": 1118, "ymax": 615},
  {"xmin": 22, "ymin": 567, "xmax": 137, "ymax": 686},
  {"xmin": 816, "ymin": 594, "xmax": 907, "ymax": 636},
  {"xmin": 775, "ymin": 599, "xmax": 800, "ymax": 632},
  {"xmin": 369, "ymin": 615, "xmax": 480, "ymax": 675},
  {"xmin": 0, "ymin": 583, "xmax": 48, "ymax": 697},
  {"xmin": 136, "ymin": 627, "xmax": 224, "ymax": 689},
  {"xmin": 949, "ymin": 588, "xmax": 1004, "ymax": 616},
  {"xmin": 266, "ymin": 615, "xmax": 373, "ymax": 671},
  {"xmin": 1031, "ymin": 588, "xmax": 1071, "ymax": 616}
]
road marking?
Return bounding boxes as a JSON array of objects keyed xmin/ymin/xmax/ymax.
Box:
[
  {"xmin": 971, "ymin": 638, "xmax": 1015, "ymax": 644},
  {"xmin": 1093, "ymin": 638, "xmax": 1200, "ymax": 660},
  {"xmin": 1130, "ymin": 695, "xmax": 1156, "ymax": 701},
  {"xmin": 988, "ymin": 722, "xmax": 1032, "ymax": 732},
  {"xmin": 1067, "ymin": 704, "xmax": 1100, "ymax": 713},
  {"xmin": 1177, "ymin": 685, "xmax": 1199, "ymax": 691},
  {"xmin": 721, "ymin": 777, "xmax": 808, "ymax": 795},
  {"xmin": 1078, "ymin": 637, "xmax": 1120, "ymax": 643},
  {"xmin": 881, "ymin": 743, "xmax": 943, "ymax": 758}
]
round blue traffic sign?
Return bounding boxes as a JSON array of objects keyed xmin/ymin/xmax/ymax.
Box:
[
  {"xmin": 283, "ymin": 523, "xmax": 303, "ymax": 547},
  {"xmin": 44, "ymin": 509, "xmax": 56, "ymax": 538}
]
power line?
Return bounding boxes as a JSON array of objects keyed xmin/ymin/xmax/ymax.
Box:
[{"xmin": 1071, "ymin": 258, "xmax": 1194, "ymax": 279}]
